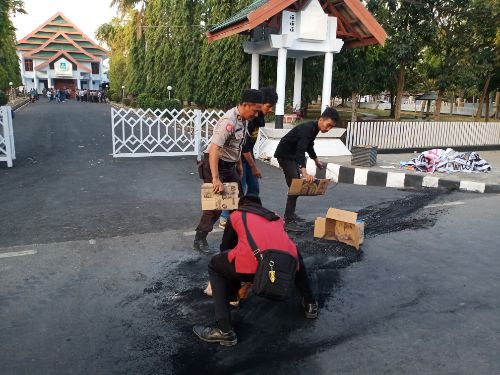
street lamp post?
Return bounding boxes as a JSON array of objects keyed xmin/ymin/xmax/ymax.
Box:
[
  {"xmin": 167, "ymin": 85, "xmax": 172, "ymax": 100},
  {"xmin": 121, "ymin": 85, "xmax": 125, "ymax": 104},
  {"xmin": 9, "ymin": 82, "xmax": 13, "ymax": 101}
]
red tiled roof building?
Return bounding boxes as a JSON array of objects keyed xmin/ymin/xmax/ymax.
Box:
[{"xmin": 16, "ymin": 12, "xmax": 108, "ymax": 94}]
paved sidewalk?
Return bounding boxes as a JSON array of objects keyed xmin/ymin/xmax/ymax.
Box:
[{"xmin": 317, "ymin": 150, "xmax": 500, "ymax": 194}]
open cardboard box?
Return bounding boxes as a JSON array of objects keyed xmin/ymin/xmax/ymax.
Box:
[
  {"xmin": 314, "ymin": 208, "xmax": 364, "ymax": 250},
  {"xmin": 288, "ymin": 178, "xmax": 330, "ymax": 196},
  {"xmin": 201, "ymin": 182, "xmax": 239, "ymax": 210}
]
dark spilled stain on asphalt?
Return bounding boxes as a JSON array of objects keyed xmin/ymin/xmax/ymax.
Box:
[{"xmin": 120, "ymin": 191, "xmax": 444, "ymax": 374}]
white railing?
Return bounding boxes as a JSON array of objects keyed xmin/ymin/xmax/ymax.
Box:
[
  {"xmin": 111, "ymin": 107, "xmax": 224, "ymax": 158},
  {"xmin": 346, "ymin": 121, "xmax": 500, "ymax": 150},
  {"xmin": 400, "ymin": 102, "xmax": 495, "ymax": 117},
  {"xmin": 0, "ymin": 106, "xmax": 15, "ymax": 167}
]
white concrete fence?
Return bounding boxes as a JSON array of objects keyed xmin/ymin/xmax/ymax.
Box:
[
  {"xmin": 346, "ymin": 121, "xmax": 500, "ymax": 150},
  {"xmin": 0, "ymin": 106, "xmax": 15, "ymax": 167}
]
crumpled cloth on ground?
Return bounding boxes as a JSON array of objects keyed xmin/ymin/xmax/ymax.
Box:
[{"xmin": 401, "ymin": 148, "xmax": 491, "ymax": 173}]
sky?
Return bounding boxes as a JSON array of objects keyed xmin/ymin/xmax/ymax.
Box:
[{"xmin": 12, "ymin": 0, "xmax": 118, "ymax": 43}]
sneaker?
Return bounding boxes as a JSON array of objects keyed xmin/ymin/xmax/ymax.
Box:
[
  {"xmin": 193, "ymin": 231, "xmax": 212, "ymax": 255},
  {"xmin": 302, "ymin": 298, "xmax": 318, "ymax": 319},
  {"xmin": 292, "ymin": 214, "xmax": 307, "ymax": 222},
  {"xmin": 285, "ymin": 220, "xmax": 305, "ymax": 233},
  {"xmin": 193, "ymin": 325, "xmax": 237, "ymax": 346},
  {"xmin": 218, "ymin": 217, "xmax": 227, "ymax": 230}
]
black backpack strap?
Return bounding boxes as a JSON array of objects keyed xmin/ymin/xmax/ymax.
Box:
[{"xmin": 241, "ymin": 212, "xmax": 262, "ymax": 260}]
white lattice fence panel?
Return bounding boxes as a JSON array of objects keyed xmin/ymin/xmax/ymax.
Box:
[
  {"xmin": 346, "ymin": 121, "xmax": 500, "ymax": 150},
  {"xmin": 111, "ymin": 107, "xmax": 200, "ymax": 157},
  {"xmin": 0, "ymin": 106, "xmax": 14, "ymax": 167}
]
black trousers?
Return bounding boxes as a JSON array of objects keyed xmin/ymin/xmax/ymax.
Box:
[
  {"xmin": 209, "ymin": 251, "xmax": 315, "ymax": 332},
  {"xmin": 195, "ymin": 154, "xmax": 241, "ymax": 233},
  {"xmin": 277, "ymin": 158, "xmax": 300, "ymax": 220}
]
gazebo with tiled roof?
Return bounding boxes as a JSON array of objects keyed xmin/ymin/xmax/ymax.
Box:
[{"xmin": 208, "ymin": 0, "xmax": 387, "ymax": 128}]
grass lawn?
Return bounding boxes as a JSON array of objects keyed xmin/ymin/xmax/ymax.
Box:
[{"xmin": 301, "ymin": 104, "xmax": 498, "ymax": 123}]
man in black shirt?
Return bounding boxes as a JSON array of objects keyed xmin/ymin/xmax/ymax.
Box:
[{"xmin": 274, "ymin": 107, "xmax": 340, "ymax": 232}]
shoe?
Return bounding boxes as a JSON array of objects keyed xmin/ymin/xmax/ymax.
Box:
[
  {"xmin": 285, "ymin": 220, "xmax": 305, "ymax": 233},
  {"xmin": 302, "ymin": 298, "xmax": 318, "ymax": 319},
  {"xmin": 218, "ymin": 217, "xmax": 227, "ymax": 230},
  {"xmin": 193, "ymin": 325, "xmax": 237, "ymax": 346},
  {"xmin": 193, "ymin": 231, "xmax": 211, "ymax": 254},
  {"xmin": 291, "ymin": 214, "xmax": 307, "ymax": 222}
]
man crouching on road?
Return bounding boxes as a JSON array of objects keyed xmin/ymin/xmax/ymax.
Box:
[
  {"xmin": 194, "ymin": 89, "xmax": 263, "ymax": 254},
  {"xmin": 193, "ymin": 195, "xmax": 318, "ymax": 346}
]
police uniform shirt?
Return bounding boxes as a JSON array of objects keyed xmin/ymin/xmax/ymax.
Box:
[{"xmin": 208, "ymin": 107, "xmax": 248, "ymax": 163}]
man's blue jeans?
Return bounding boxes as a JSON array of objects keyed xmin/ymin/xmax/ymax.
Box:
[
  {"xmin": 241, "ymin": 158, "xmax": 260, "ymax": 196},
  {"xmin": 221, "ymin": 159, "xmax": 260, "ymax": 220}
]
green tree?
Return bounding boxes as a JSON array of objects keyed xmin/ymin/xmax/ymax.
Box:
[
  {"xmin": 0, "ymin": 0, "xmax": 25, "ymax": 91},
  {"xmin": 96, "ymin": 16, "xmax": 133, "ymax": 95},
  {"xmin": 368, "ymin": 0, "xmax": 438, "ymax": 120},
  {"xmin": 195, "ymin": 0, "xmax": 253, "ymax": 109}
]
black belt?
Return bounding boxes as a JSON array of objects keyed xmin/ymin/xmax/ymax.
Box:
[{"xmin": 203, "ymin": 153, "xmax": 236, "ymax": 168}]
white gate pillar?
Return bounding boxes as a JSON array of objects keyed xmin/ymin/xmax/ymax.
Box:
[
  {"xmin": 275, "ymin": 47, "xmax": 288, "ymax": 129},
  {"xmin": 194, "ymin": 109, "xmax": 202, "ymax": 160},
  {"xmin": 293, "ymin": 57, "xmax": 303, "ymax": 111},
  {"xmin": 251, "ymin": 54, "xmax": 260, "ymax": 89},
  {"xmin": 321, "ymin": 52, "xmax": 334, "ymax": 112}
]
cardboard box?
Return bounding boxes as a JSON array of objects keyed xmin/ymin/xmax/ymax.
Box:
[
  {"xmin": 201, "ymin": 182, "xmax": 239, "ymax": 210},
  {"xmin": 288, "ymin": 178, "xmax": 330, "ymax": 196},
  {"xmin": 314, "ymin": 208, "xmax": 364, "ymax": 250}
]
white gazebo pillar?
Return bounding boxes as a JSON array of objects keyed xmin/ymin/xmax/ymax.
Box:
[
  {"xmin": 251, "ymin": 53, "xmax": 259, "ymax": 89},
  {"xmin": 275, "ymin": 47, "xmax": 288, "ymax": 129},
  {"xmin": 48, "ymin": 77, "xmax": 53, "ymax": 89},
  {"xmin": 321, "ymin": 51, "xmax": 334, "ymax": 112},
  {"xmin": 77, "ymin": 77, "xmax": 81, "ymax": 89},
  {"xmin": 293, "ymin": 57, "xmax": 303, "ymax": 112}
]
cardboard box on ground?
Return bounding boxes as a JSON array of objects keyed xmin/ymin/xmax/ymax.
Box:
[
  {"xmin": 288, "ymin": 178, "xmax": 330, "ymax": 196},
  {"xmin": 314, "ymin": 208, "xmax": 364, "ymax": 250},
  {"xmin": 201, "ymin": 182, "xmax": 239, "ymax": 210}
]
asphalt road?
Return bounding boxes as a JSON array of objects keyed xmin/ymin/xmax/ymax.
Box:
[{"xmin": 1, "ymin": 100, "xmax": 499, "ymax": 374}]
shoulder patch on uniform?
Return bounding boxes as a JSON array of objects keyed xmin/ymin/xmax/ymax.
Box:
[{"xmin": 226, "ymin": 123, "xmax": 234, "ymax": 133}]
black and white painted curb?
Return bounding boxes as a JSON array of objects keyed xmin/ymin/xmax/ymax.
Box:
[
  {"xmin": 312, "ymin": 161, "xmax": 500, "ymax": 194},
  {"xmin": 260, "ymin": 157, "xmax": 499, "ymax": 194}
]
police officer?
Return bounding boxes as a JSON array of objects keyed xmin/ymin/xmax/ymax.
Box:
[
  {"xmin": 274, "ymin": 107, "xmax": 340, "ymax": 232},
  {"xmin": 194, "ymin": 89, "xmax": 264, "ymax": 254}
]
